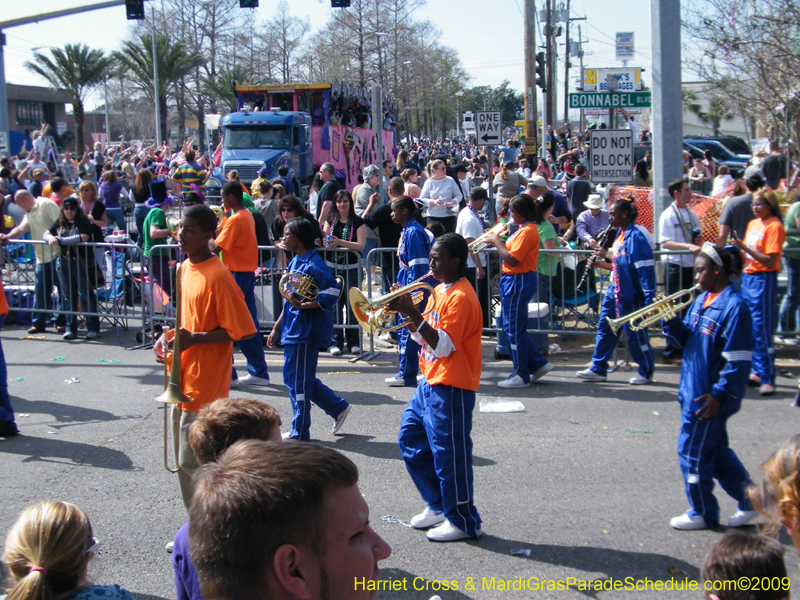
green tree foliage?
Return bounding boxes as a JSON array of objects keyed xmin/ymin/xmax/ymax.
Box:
[
  {"xmin": 114, "ymin": 33, "xmax": 203, "ymax": 143},
  {"xmin": 24, "ymin": 44, "xmax": 115, "ymax": 152}
]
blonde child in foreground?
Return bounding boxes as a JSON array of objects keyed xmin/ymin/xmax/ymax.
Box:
[{"xmin": 2, "ymin": 501, "xmax": 133, "ymax": 600}]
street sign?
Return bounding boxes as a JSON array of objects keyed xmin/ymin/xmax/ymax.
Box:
[
  {"xmin": 584, "ymin": 108, "xmax": 642, "ymax": 116},
  {"xmin": 589, "ymin": 129, "xmax": 634, "ymax": 184},
  {"xmin": 569, "ymin": 92, "xmax": 651, "ymax": 109},
  {"xmin": 0, "ymin": 132, "xmax": 7, "ymax": 154},
  {"xmin": 583, "ymin": 68, "xmax": 642, "ymax": 92},
  {"xmin": 475, "ymin": 111, "xmax": 502, "ymax": 145},
  {"xmin": 616, "ymin": 32, "xmax": 635, "ymax": 61}
]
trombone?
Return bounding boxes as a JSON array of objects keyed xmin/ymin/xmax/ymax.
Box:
[
  {"xmin": 155, "ymin": 261, "xmax": 193, "ymax": 473},
  {"xmin": 349, "ymin": 273, "xmax": 437, "ymax": 334},
  {"xmin": 467, "ymin": 222, "xmax": 508, "ymax": 253},
  {"xmin": 606, "ymin": 284, "xmax": 700, "ymax": 334}
]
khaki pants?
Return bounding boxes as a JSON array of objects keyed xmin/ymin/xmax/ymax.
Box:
[{"xmin": 171, "ymin": 405, "xmax": 200, "ymax": 511}]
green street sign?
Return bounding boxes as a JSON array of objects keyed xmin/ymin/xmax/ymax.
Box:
[{"xmin": 568, "ymin": 92, "xmax": 652, "ymax": 109}]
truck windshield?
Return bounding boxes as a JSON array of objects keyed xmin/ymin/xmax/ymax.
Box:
[{"xmin": 224, "ymin": 126, "xmax": 291, "ymax": 150}]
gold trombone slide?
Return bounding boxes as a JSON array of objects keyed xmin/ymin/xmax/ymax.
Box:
[{"xmin": 155, "ymin": 261, "xmax": 194, "ymax": 473}]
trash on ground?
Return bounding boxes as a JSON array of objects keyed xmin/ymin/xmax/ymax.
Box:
[
  {"xmin": 381, "ymin": 515, "xmax": 412, "ymax": 527},
  {"xmin": 49, "ymin": 356, "xmax": 66, "ymax": 361},
  {"xmin": 480, "ymin": 397, "xmax": 525, "ymax": 413},
  {"xmin": 511, "ymin": 549, "xmax": 531, "ymax": 556},
  {"xmin": 625, "ymin": 428, "xmax": 653, "ymax": 434},
  {"xmin": 18, "ymin": 414, "xmax": 29, "ymax": 418},
  {"xmin": 549, "ymin": 344, "xmax": 561, "ymax": 353},
  {"xmin": 64, "ymin": 377, "xmax": 80, "ymax": 384},
  {"xmin": 14, "ymin": 377, "xmax": 25, "ymax": 382},
  {"xmin": 97, "ymin": 359, "xmax": 124, "ymax": 364},
  {"xmin": 653, "ymin": 411, "xmax": 660, "ymax": 416}
]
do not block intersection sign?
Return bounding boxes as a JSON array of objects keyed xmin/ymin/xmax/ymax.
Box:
[{"xmin": 476, "ymin": 111, "xmax": 502, "ymax": 145}]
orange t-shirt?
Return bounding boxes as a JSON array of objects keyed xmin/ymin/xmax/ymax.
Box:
[
  {"xmin": 703, "ymin": 292, "xmax": 720, "ymax": 309},
  {"xmin": 419, "ymin": 278, "xmax": 483, "ymax": 391},
  {"xmin": 501, "ymin": 223, "xmax": 539, "ymax": 275},
  {"xmin": 743, "ymin": 216, "xmax": 785, "ymax": 273},
  {"xmin": 0, "ymin": 278, "xmax": 8, "ymax": 316},
  {"xmin": 42, "ymin": 184, "xmax": 75, "ymax": 199},
  {"xmin": 168, "ymin": 257, "xmax": 257, "ymax": 412},
  {"xmin": 215, "ymin": 209, "xmax": 258, "ymax": 272}
]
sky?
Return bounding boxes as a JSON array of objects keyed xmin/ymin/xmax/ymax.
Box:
[{"xmin": 2, "ymin": 0, "xmax": 656, "ymax": 113}]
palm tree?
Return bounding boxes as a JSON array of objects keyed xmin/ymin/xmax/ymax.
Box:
[
  {"xmin": 203, "ymin": 65, "xmax": 265, "ymax": 115},
  {"xmin": 24, "ymin": 44, "xmax": 115, "ymax": 152},
  {"xmin": 114, "ymin": 33, "xmax": 204, "ymax": 144}
]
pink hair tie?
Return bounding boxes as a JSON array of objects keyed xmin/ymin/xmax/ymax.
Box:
[{"xmin": 29, "ymin": 566, "xmax": 47, "ymax": 576}]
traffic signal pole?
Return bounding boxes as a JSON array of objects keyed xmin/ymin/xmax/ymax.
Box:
[
  {"xmin": 523, "ymin": 0, "xmax": 538, "ymax": 159},
  {"xmin": 0, "ymin": 0, "xmax": 126, "ymax": 156}
]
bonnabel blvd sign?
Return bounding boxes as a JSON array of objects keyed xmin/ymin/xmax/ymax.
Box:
[{"xmin": 569, "ymin": 92, "xmax": 652, "ymax": 109}]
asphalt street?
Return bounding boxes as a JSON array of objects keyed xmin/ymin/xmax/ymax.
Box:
[{"xmin": 1, "ymin": 323, "xmax": 799, "ymax": 600}]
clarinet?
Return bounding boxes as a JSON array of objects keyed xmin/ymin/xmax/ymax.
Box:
[{"xmin": 576, "ymin": 226, "xmax": 613, "ymax": 289}]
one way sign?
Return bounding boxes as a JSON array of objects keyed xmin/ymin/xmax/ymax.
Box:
[{"xmin": 475, "ymin": 111, "xmax": 502, "ymax": 145}]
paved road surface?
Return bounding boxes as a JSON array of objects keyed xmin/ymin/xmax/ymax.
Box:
[{"xmin": 1, "ymin": 324, "xmax": 798, "ymax": 599}]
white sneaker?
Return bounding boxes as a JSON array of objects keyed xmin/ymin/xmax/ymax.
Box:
[
  {"xmin": 426, "ymin": 520, "xmax": 479, "ymax": 542},
  {"xmin": 576, "ymin": 368, "xmax": 606, "ymax": 381},
  {"xmin": 785, "ymin": 337, "xmax": 800, "ymax": 346},
  {"xmin": 531, "ymin": 362, "xmax": 554, "ymax": 381},
  {"xmin": 728, "ymin": 509, "xmax": 759, "ymax": 527},
  {"xmin": 350, "ymin": 346, "xmax": 362, "ymax": 355},
  {"xmin": 332, "ymin": 405, "xmax": 351, "ymax": 434},
  {"xmin": 229, "ymin": 378, "xmax": 241, "ymax": 388},
  {"xmin": 236, "ymin": 374, "xmax": 270, "ymax": 387},
  {"xmin": 670, "ymin": 513, "xmax": 708, "ymax": 530},
  {"xmin": 629, "ymin": 374, "xmax": 653, "ymax": 385},
  {"xmin": 409, "ymin": 507, "xmax": 446, "ymax": 529},
  {"xmin": 281, "ymin": 431, "xmax": 294, "ymax": 440},
  {"xmin": 417, "ymin": 374, "xmax": 424, "ymax": 382},
  {"xmin": 497, "ymin": 375, "xmax": 530, "ymax": 389},
  {"xmin": 165, "ymin": 541, "xmax": 174, "ymax": 553},
  {"xmin": 385, "ymin": 376, "xmax": 405, "ymax": 387},
  {"xmin": 329, "ymin": 346, "xmax": 342, "ymax": 356},
  {"xmin": 86, "ymin": 331, "xmax": 101, "ymax": 340}
]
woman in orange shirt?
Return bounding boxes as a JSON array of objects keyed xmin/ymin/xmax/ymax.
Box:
[
  {"xmin": 486, "ymin": 194, "xmax": 553, "ymax": 389},
  {"xmin": 730, "ymin": 189, "xmax": 786, "ymax": 396}
]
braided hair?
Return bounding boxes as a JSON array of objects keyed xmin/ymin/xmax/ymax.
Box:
[{"xmin": 434, "ymin": 232, "xmax": 469, "ymax": 279}]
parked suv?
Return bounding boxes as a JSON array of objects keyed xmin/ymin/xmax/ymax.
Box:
[
  {"xmin": 685, "ymin": 135, "xmax": 751, "ymax": 157},
  {"xmin": 682, "ymin": 138, "xmax": 750, "ymax": 177}
]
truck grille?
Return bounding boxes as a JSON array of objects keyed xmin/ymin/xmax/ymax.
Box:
[{"xmin": 224, "ymin": 163, "xmax": 262, "ymax": 183}]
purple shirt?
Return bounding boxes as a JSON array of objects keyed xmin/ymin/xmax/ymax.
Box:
[
  {"xmin": 99, "ymin": 181, "xmax": 124, "ymax": 209},
  {"xmin": 172, "ymin": 522, "xmax": 204, "ymax": 600}
]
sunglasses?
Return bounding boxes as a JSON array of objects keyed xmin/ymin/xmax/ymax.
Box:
[
  {"xmin": 86, "ymin": 537, "xmax": 100, "ymax": 554},
  {"xmin": 64, "ymin": 206, "xmax": 77, "ymax": 211}
]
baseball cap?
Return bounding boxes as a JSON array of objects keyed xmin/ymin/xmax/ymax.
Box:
[
  {"xmin": 527, "ymin": 175, "xmax": 548, "ymax": 189},
  {"xmin": 744, "ymin": 166, "xmax": 764, "ymax": 180}
]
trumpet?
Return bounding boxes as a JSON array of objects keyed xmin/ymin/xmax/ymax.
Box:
[
  {"xmin": 155, "ymin": 261, "xmax": 193, "ymax": 473},
  {"xmin": 606, "ymin": 284, "xmax": 700, "ymax": 334},
  {"xmin": 279, "ymin": 271, "xmax": 344, "ymax": 302},
  {"xmin": 467, "ymin": 222, "xmax": 508, "ymax": 253},
  {"xmin": 349, "ymin": 273, "xmax": 437, "ymax": 334}
]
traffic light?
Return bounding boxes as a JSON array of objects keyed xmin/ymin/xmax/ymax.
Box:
[
  {"xmin": 535, "ymin": 52, "xmax": 546, "ymax": 91},
  {"xmin": 239, "ymin": 0, "xmax": 259, "ymax": 6},
  {"xmin": 125, "ymin": 0, "xmax": 145, "ymax": 20},
  {"xmin": 331, "ymin": 0, "xmax": 351, "ymax": 6}
]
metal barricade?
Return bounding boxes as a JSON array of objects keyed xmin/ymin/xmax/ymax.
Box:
[{"xmin": 1, "ymin": 239, "xmax": 145, "ymax": 341}]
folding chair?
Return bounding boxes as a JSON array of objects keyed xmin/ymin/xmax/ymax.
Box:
[
  {"xmin": 550, "ymin": 258, "xmax": 600, "ymax": 337},
  {"xmin": 3, "ymin": 234, "xmax": 36, "ymax": 285}
]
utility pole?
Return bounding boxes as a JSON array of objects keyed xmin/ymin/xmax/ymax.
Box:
[
  {"xmin": 563, "ymin": 0, "xmax": 570, "ymax": 124},
  {"xmin": 523, "ymin": 0, "xmax": 538, "ymax": 159},
  {"xmin": 578, "ymin": 25, "xmax": 585, "ymax": 134},
  {"xmin": 545, "ymin": 0, "xmax": 555, "ymax": 132},
  {"xmin": 650, "ymin": 0, "xmax": 683, "ymax": 241}
]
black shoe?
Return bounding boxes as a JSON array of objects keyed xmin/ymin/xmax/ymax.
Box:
[{"xmin": 0, "ymin": 425, "xmax": 20, "ymax": 437}]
